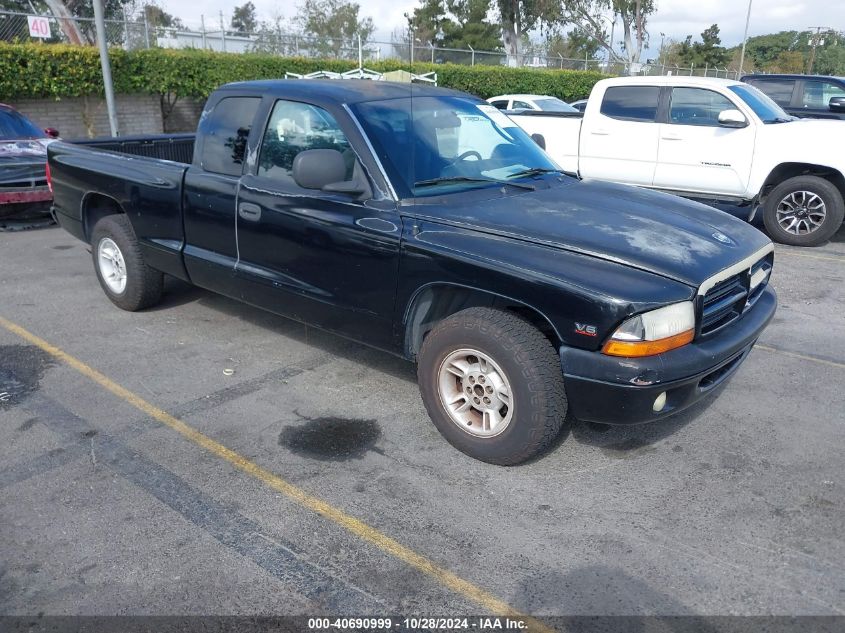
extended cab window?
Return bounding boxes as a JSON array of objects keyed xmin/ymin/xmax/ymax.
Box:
[
  {"xmin": 257, "ymin": 100, "xmax": 352, "ymax": 183},
  {"xmin": 199, "ymin": 96, "xmax": 260, "ymax": 176},
  {"xmin": 802, "ymin": 80, "xmax": 845, "ymax": 109},
  {"xmin": 669, "ymin": 88, "xmax": 736, "ymax": 126},
  {"xmin": 490, "ymin": 100, "xmax": 509, "ymax": 110},
  {"xmin": 600, "ymin": 86, "xmax": 660, "ymax": 122},
  {"xmin": 748, "ymin": 79, "xmax": 795, "ymax": 106}
]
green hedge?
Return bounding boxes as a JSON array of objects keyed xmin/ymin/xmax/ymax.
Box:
[{"xmin": 0, "ymin": 43, "xmax": 605, "ymax": 102}]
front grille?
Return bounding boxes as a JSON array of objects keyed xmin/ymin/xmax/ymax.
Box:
[{"xmin": 699, "ymin": 252, "xmax": 772, "ymax": 336}]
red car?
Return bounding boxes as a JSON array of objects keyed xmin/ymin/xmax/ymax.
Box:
[{"xmin": 0, "ymin": 103, "xmax": 59, "ymax": 221}]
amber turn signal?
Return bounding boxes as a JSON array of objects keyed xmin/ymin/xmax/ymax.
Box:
[{"xmin": 602, "ymin": 329, "xmax": 694, "ymax": 357}]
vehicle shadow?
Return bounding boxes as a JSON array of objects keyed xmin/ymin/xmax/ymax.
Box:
[
  {"xmin": 541, "ymin": 380, "xmax": 731, "ymax": 461},
  {"xmin": 146, "ymin": 277, "xmax": 210, "ymax": 310},
  {"xmin": 511, "ymin": 565, "xmax": 720, "ymax": 627},
  {"xmin": 148, "ymin": 278, "xmax": 735, "ymax": 456},
  {"xmin": 177, "ymin": 283, "xmax": 420, "ymax": 384}
]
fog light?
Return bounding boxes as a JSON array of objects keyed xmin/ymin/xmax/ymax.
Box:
[{"xmin": 653, "ymin": 392, "xmax": 667, "ymax": 412}]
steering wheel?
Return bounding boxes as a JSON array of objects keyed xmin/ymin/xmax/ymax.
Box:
[{"xmin": 452, "ymin": 150, "xmax": 482, "ymax": 163}]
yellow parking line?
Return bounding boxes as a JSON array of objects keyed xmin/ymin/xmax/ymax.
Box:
[
  {"xmin": 756, "ymin": 344, "xmax": 845, "ymax": 370},
  {"xmin": 0, "ymin": 315, "xmax": 552, "ymax": 632},
  {"xmin": 775, "ymin": 249, "xmax": 845, "ymax": 263}
]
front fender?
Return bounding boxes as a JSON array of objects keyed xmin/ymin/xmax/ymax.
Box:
[{"xmin": 395, "ymin": 218, "xmax": 695, "ymax": 354}]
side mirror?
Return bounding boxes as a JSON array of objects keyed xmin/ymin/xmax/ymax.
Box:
[
  {"xmin": 717, "ymin": 109, "xmax": 748, "ymax": 128},
  {"xmin": 44, "ymin": 127, "xmax": 60, "ymax": 138},
  {"xmin": 530, "ymin": 133, "xmax": 546, "ymax": 150},
  {"xmin": 829, "ymin": 97, "xmax": 845, "ymax": 112},
  {"xmin": 291, "ymin": 148, "xmax": 369, "ymax": 197}
]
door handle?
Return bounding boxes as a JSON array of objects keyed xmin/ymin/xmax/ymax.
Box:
[
  {"xmin": 238, "ymin": 202, "xmax": 262, "ymax": 221},
  {"xmin": 590, "ymin": 128, "xmax": 610, "ymax": 136},
  {"xmin": 661, "ymin": 133, "xmax": 682, "ymax": 140}
]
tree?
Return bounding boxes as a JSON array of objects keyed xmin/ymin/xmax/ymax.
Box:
[
  {"xmin": 545, "ymin": 26, "xmax": 600, "ymax": 62},
  {"xmin": 735, "ymin": 31, "xmax": 804, "ymax": 70},
  {"xmin": 495, "ymin": 0, "xmax": 560, "ymax": 65},
  {"xmin": 296, "ymin": 0, "xmax": 374, "ymax": 59},
  {"xmin": 814, "ymin": 39, "xmax": 845, "ymax": 75},
  {"xmin": 231, "ymin": 2, "xmax": 257, "ymax": 34},
  {"xmin": 407, "ymin": 0, "xmax": 501, "ymax": 54},
  {"xmin": 141, "ymin": 3, "xmax": 183, "ymax": 29},
  {"xmin": 677, "ymin": 24, "xmax": 731, "ymax": 68},
  {"xmin": 555, "ymin": 1, "xmax": 656, "ymax": 66}
]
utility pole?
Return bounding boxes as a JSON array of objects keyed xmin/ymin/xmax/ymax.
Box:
[
  {"xmin": 220, "ymin": 11, "xmax": 226, "ymax": 52},
  {"xmin": 660, "ymin": 32, "xmax": 665, "ymax": 74},
  {"xmin": 807, "ymin": 27, "xmax": 831, "ymax": 74},
  {"xmin": 738, "ymin": 0, "xmax": 753, "ymax": 76},
  {"xmin": 92, "ymin": 0, "xmax": 118, "ymax": 136}
]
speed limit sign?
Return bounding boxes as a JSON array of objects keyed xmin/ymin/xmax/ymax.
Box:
[{"xmin": 27, "ymin": 15, "xmax": 52, "ymax": 39}]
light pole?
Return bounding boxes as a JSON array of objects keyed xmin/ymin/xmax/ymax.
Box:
[
  {"xmin": 92, "ymin": 0, "xmax": 118, "ymax": 136},
  {"xmin": 738, "ymin": 0, "xmax": 753, "ymax": 76},
  {"xmin": 660, "ymin": 32, "xmax": 666, "ymax": 74}
]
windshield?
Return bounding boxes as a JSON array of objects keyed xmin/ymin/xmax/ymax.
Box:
[
  {"xmin": 728, "ymin": 84, "xmax": 793, "ymax": 123},
  {"xmin": 352, "ymin": 96, "xmax": 559, "ymax": 197},
  {"xmin": 533, "ymin": 97, "xmax": 577, "ymax": 112},
  {"xmin": 0, "ymin": 107, "xmax": 45, "ymax": 140}
]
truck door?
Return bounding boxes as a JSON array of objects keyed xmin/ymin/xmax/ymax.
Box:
[
  {"xmin": 653, "ymin": 87, "xmax": 756, "ymax": 197},
  {"xmin": 579, "ymin": 85, "xmax": 661, "ymax": 186},
  {"xmin": 182, "ymin": 95, "xmax": 261, "ymax": 295},
  {"xmin": 235, "ymin": 98, "xmax": 401, "ymax": 350}
]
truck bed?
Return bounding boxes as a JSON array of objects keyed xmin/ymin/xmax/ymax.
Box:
[
  {"xmin": 70, "ymin": 133, "xmax": 195, "ymax": 164},
  {"xmin": 48, "ymin": 138, "xmax": 192, "ymax": 280},
  {"xmin": 506, "ymin": 110, "xmax": 582, "ymax": 175}
]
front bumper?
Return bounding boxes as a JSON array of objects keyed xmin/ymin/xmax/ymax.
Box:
[{"xmin": 561, "ymin": 285, "xmax": 777, "ymax": 424}]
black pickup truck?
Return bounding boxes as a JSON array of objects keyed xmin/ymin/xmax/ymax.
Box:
[{"xmin": 48, "ymin": 80, "xmax": 777, "ymax": 464}]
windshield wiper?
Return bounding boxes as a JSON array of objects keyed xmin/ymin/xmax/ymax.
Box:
[
  {"xmin": 413, "ymin": 176, "xmax": 535, "ymax": 190},
  {"xmin": 507, "ymin": 167, "xmax": 561, "ymax": 179}
]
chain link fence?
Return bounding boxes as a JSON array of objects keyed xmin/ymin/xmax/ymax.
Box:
[{"xmin": 0, "ymin": 9, "xmax": 740, "ymax": 80}]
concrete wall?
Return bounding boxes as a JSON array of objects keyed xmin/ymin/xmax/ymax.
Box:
[
  {"xmin": 9, "ymin": 94, "xmax": 206, "ymax": 139},
  {"xmin": 164, "ymin": 98, "xmax": 206, "ymax": 133},
  {"xmin": 11, "ymin": 94, "xmax": 163, "ymax": 139}
]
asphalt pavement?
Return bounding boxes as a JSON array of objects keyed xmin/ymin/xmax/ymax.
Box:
[{"xmin": 1, "ymin": 221, "xmax": 843, "ymax": 622}]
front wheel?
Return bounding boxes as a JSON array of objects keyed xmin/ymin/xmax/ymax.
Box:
[
  {"xmin": 762, "ymin": 175, "xmax": 845, "ymax": 246},
  {"xmin": 91, "ymin": 214, "xmax": 163, "ymax": 311},
  {"xmin": 417, "ymin": 308, "xmax": 567, "ymax": 465}
]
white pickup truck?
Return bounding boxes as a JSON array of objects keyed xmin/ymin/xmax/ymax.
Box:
[{"xmin": 509, "ymin": 76, "xmax": 845, "ymax": 246}]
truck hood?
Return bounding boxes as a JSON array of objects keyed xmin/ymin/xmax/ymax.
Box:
[
  {"xmin": 755, "ymin": 118, "xmax": 845, "ymax": 170},
  {"xmin": 413, "ymin": 178, "xmax": 772, "ymax": 288}
]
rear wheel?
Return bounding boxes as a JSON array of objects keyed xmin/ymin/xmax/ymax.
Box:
[
  {"xmin": 417, "ymin": 307, "xmax": 567, "ymax": 465},
  {"xmin": 91, "ymin": 214, "xmax": 163, "ymax": 311},
  {"xmin": 762, "ymin": 175, "xmax": 845, "ymax": 246}
]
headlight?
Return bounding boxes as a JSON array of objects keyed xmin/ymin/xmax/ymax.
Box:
[{"xmin": 602, "ymin": 301, "xmax": 695, "ymax": 357}]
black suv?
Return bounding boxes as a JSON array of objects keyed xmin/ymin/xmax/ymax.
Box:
[{"xmin": 741, "ymin": 74, "xmax": 845, "ymax": 120}]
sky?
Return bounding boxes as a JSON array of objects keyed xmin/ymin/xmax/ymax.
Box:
[{"xmin": 159, "ymin": 0, "xmax": 845, "ymax": 52}]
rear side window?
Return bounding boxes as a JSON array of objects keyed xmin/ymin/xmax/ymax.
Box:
[
  {"xmin": 748, "ymin": 79, "xmax": 795, "ymax": 106},
  {"xmin": 490, "ymin": 100, "xmax": 509, "ymax": 110},
  {"xmin": 199, "ymin": 96, "xmax": 261, "ymax": 176},
  {"xmin": 600, "ymin": 86, "xmax": 660, "ymax": 122}
]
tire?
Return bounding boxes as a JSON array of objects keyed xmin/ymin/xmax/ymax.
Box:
[
  {"xmin": 417, "ymin": 307, "xmax": 567, "ymax": 465},
  {"xmin": 762, "ymin": 175, "xmax": 845, "ymax": 246},
  {"xmin": 90, "ymin": 214, "xmax": 163, "ymax": 311}
]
